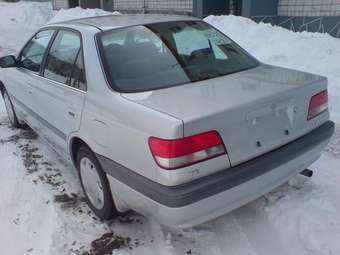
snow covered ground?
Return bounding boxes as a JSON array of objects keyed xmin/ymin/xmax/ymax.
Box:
[{"xmin": 0, "ymin": 1, "xmax": 339, "ymax": 255}]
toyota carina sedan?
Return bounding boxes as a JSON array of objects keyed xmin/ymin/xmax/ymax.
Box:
[{"xmin": 0, "ymin": 15, "xmax": 334, "ymax": 228}]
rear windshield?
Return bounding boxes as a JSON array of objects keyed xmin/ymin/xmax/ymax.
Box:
[{"xmin": 97, "ymin": 21, "xmax": 259, "ymax": 93}]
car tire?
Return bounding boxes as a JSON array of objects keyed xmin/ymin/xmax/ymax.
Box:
[
  {"xmin": 77, "ymin": 145, "xmax": 118, "ymax": 220},
  {"xmin": 2, "ymin": 89, "xmax": 21, "ymax": 128}
]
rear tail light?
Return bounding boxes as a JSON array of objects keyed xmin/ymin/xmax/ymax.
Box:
[
  {"xmin": 307, "ymin": 90, "xmax": 328, "ymax": 120},
  {"xmin": 149, "ymin": 131, "xmax": 226, "ymax": 170}
]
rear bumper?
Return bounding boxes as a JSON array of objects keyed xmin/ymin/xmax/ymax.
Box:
[{"xmin": 100, "ymin": 121, "xmax": 334, "ymax": 228}]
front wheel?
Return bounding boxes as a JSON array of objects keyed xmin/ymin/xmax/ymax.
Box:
[
  {"xmin": 77, "ymin": 146, "xmax": 118, "ymax": 220},
  {"xmin": 2, "ymin": 89, "xmax": 21, "ymax": 128}
]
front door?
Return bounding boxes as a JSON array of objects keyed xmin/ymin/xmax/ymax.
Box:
[{"xmin": 4, "ymin": 29, "xmax": 56, "ymax": 131}]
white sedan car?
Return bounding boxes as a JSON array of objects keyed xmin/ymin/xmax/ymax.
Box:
[{"xmin": 0, "ymin": 15, "xmax": 334, "ymax": 228}]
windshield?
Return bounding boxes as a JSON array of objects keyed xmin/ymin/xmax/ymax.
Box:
[{"xmin": 97, "ymin": 21, "xmax": 259, "ymax": 93}]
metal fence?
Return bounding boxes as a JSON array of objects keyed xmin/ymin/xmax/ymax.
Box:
[
  {"xmin": 113, "ymin": 0, "xmax": 193, "ymax": 14},
  {"xmin": 278, "ymin": 0, "xmax": 340, "ymax": 17}
]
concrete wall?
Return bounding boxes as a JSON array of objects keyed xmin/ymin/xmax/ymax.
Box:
[
  {"xmin": 193, "ymin": 0, "xmax": 229, "ymax": 18},
  {"xmin": 242, "ymin": 0, "xmax": 340, "ymax": 38},
  {"xmin": 242, "ymin": 0, "xmax": 278, "ymax": 17},
  {"xmin": 277, "ymin": 16, "xmax": 340, "ymax": 37},
  {"xmin": 278, "ymin": 0, "xmax": 340, "ymax": 17}
]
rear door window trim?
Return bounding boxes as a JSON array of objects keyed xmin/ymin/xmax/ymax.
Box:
[{"xmin": 40, "ymin": 27, "xmax": 88, "ymax": 92}]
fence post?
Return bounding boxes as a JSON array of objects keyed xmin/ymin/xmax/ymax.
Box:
[{"xmin": 142, "ymin": 0, "xmax": 146, "ymax": 13}]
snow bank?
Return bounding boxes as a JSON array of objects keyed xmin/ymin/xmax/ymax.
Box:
[
  {"xmin": 0, "ymin": 1, "xmax": 52, "ymax": 55},
  {"xmin": 0, "ymin": 2, "xmax": 118, "ymax": 53},
  {"xmin": 0, "ymin": 1, "xmax": 53, "ymax": 29},
  {"xmin": 204, "ymin": 15, "xmax": 340, "ymax": 122},
  {"xmin": 48, "ymin": 7, "xmax": 119, "ymax": 24}
]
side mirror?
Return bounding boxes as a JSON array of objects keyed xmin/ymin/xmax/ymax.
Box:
[{"xmin": 0, "ymin": 55, "xmax": 17, "ymax": 68}]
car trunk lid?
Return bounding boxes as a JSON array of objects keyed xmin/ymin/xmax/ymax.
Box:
[{"xmin": 122, "ymin": 64, "xmax": 328, "ymax": 167}]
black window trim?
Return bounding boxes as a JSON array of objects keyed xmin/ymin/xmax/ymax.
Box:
[
  {"xmin": 39, "ymin": 29, "xmax": 59, "ymax": 76},
  {"xmin": 95, "ymin": 20, "xmax": 260, "ymax": 94},
  {"xmin": 41, "ymin": 27, "xmax": 88, "ymax": 92},
  {"xmin": 17, "ymin": 28, "xmax": 57, "ymax": 74},
  {"xmin": 17, "ymin": 26, "xmax": 87, "ymax": 92},
  {"xmin": 68, "ymin": 48, "xmax": 85, "ymax": 89},
  {"xmin": 68, "ymin": 48, "xmax": 81, "ymax": 85}
]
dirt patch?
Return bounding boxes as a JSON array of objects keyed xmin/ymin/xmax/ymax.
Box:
[
  {"xmin": 43, "ymin": 172, "xmax": 65, "ymax": 187},
  {"xmin": 117, "ymin": 215, "xmax": 144, "ymax": 225},
  {"xmin": 90, "ymin": 232, "xmax": 132, "ymax": 255},
  {"xmin": 21, "ymin": 144, "xmax": 41, "ymax": 174},
  {"xmin": 0, "ymin": 127, "xmax": 43, "ymax": 174},
  {"xmin": 0, "ymin": 129, "xmax": 38, "ymax": 145},
  {"xmin": 54, "ymin": 193, "xmax": 86, "ymax": 209},
  {"xmin": 6, "ymin": 128, "xmax": 68, "ymax": 190},
  {"xmin": 74, "ymin": 232, "xmax": 134, "ymax": 255}
]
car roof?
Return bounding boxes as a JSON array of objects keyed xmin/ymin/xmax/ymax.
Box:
[{"xmin": 56, "ymin": 14, "xmax": 200, "ymax": 31}]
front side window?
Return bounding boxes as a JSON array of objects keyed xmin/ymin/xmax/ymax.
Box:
[
  {"xmin": 43, "ymin": 30, "xmax": 81, "ymax": 85},
  {"xmin": 20, "ymin": 30, "xmax": 55, "ymax": 72},
  {"xmin": 97, "ymin": 21, "xmax": 258, "ymax": 93}
]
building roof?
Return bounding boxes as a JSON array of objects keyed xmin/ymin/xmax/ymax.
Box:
[{"xmin": 59, "ymin": 14, "xmax": 200, "ymax": 31}]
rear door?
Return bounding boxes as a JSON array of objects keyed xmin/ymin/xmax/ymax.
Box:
[{"xmin": 32, "ymin": 28, "xmax": 86, "ymax": 155}]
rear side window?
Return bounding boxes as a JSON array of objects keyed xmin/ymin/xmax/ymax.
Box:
[
  {"xmin": 20, "ymin": 30, "xmax": 55, "ymax": 72},
  {"xmin": 43, "ymin": 30, "xmax": 82, "ymax": 85}
]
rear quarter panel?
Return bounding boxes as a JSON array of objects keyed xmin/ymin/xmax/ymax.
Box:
[{"xmin": 80, "ymin": 92, "xmax": 184, "ymax": 182}]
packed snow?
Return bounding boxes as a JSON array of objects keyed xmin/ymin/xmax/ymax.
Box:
[
  {"xmin": 0, "ymin": 1, "xmax": 339, "ymax": 255},
  {"xmin": 48, "ymin": 7, "xmax": 121, "ymax": 24}
]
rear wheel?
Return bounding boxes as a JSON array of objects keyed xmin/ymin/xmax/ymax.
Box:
[
  {"xmin": 2, "ymin": 89, "xmax": 21, "ymax": 128},
  {"xmin": 77, "ymin": 146, "xmax": 118, "ymax": 220}
]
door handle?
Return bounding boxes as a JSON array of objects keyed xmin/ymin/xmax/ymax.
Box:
[{"xmin": 68, "ymin": 111, "xmax": 76, "ymax": 118}]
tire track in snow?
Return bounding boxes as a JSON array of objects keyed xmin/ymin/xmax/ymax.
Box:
[
  {"xmin": 232, "ymin": 205, "xmax": 291, "ymax": 255},
  {"xmin": 208, "ymin": 203, "xmax": 291, "ymax": 255},
  {"xmin": 324, "ymin": 123, "xmax": 340, "ymax": 159},
  {"xmin": 211, "ymin": 213, "xmax": 258, "ymax": 255}
]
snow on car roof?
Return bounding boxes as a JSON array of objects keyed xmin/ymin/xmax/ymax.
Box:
[{"xmin": 57, "ymin": 14, "xmax": 199, "ymax": 31}]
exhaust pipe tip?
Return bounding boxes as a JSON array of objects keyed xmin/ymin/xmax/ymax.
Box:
[{"xmin": 300, "ymin": 169, "xmax": 313, "ymax": 178}]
